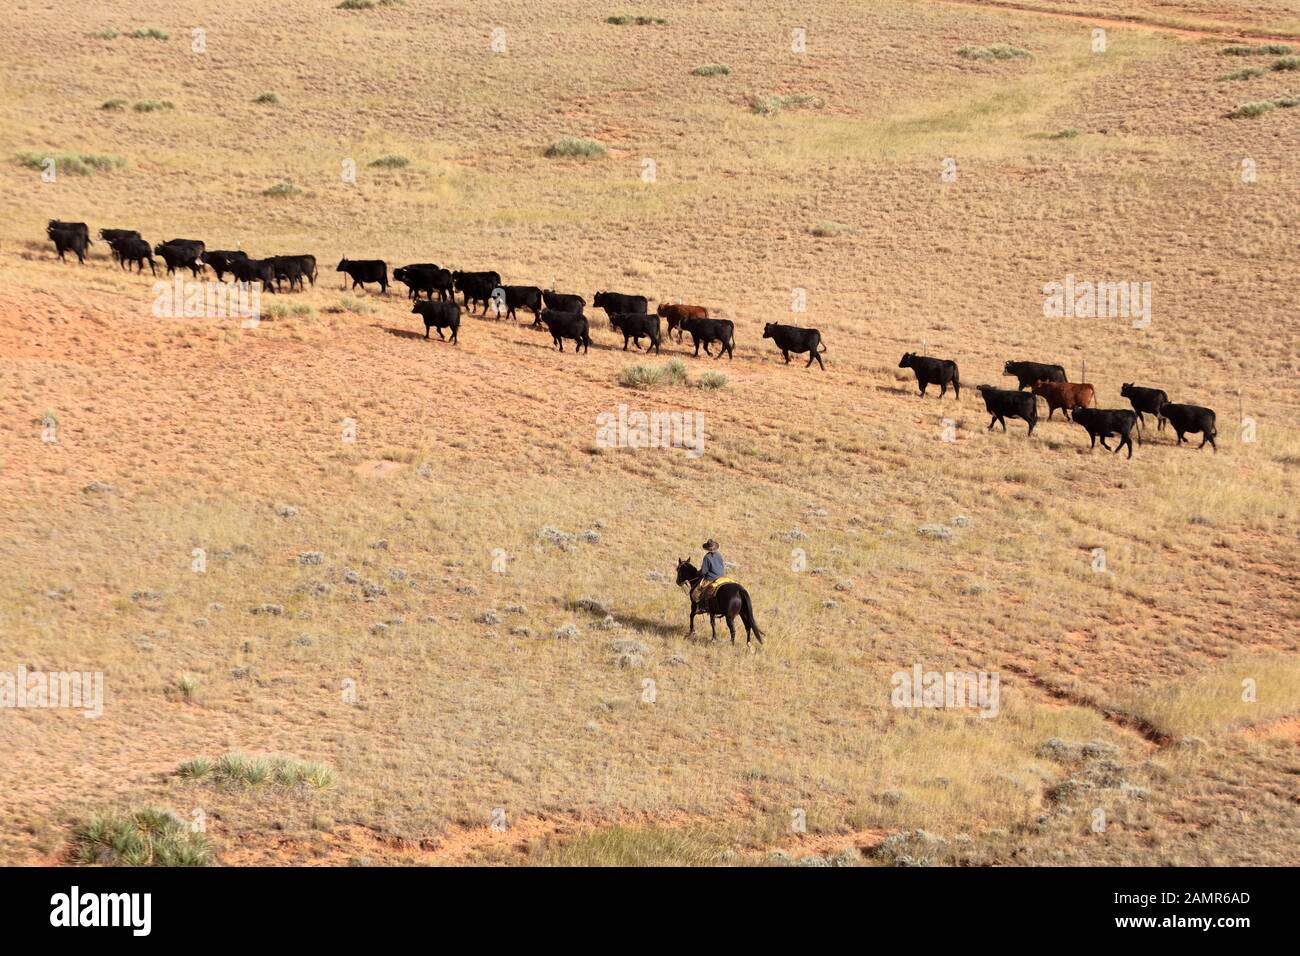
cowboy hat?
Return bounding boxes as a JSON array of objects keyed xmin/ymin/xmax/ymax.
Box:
[{"xmin": 702, "ymin": 539, "xmax": 719, "ymax": 551}]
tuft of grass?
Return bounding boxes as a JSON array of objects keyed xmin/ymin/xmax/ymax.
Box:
[
  {"xmin": 957, "ymin": 44, "xmax": 1029, "ymax": 62},
  {"xmin": 1226, "ymin": 99, "xmax": 1279, "ymax": 118},
  {"xmin": 72, "ymin": 807, "xmax": 212, "ymax": 866},
  {"xmin": 175, "ymin": 673, "xmax": 199, "ymax": 701},
  {"xmin": 748, "ymin": 93, "xmax": 823, "ymax": 116},
  {"xmin": 262, "ymin": 181, "xmax": 302, "ymax": 198},
  {"xmin": 691, "ymin": 64, "xmax": 730, "ymax": 77},
  {"xmin": 338, "ymin": 0, "xmax": 402, "ymax": 8},
  {"xmin": 182, "ymin": 751, "xmax": 336, "ymax": 791},
  {"xmin": 128, "ymin": 27, "xmax": 169, "ymax": 40},
  {"xmin": 809, "ymin": 221, "xmax": 850, "ymax": 237},
  {"xmin": 544, "ymin": 137, "xmax": 607, "ymax": 159},
  {"xmin": 88, "ymin": 28, "xmax": 119, "ymax": 39},
  {"xmin": 1048, "ymin": 127, "xmax": 1080, "ymax": 139},
  {"xmin": 101, "ymin": 98, "xmax": 127, "ymax": 111},
  {"xmin": 1222, "ymin": 67, "xmax": 1266, "ymax": 80},
  {"xmin": 698, "ymin": 371, "xmax": 728, "ymax": 390},
  {"xmin": 368, "ymin": 154, "xmax": 410, "ymax": 168},
  {"xmin": 177, "ymin": 757, "xmax": 212, "ymax": 780},
  {"xmin": 1272, "ymin": 56, "xmax": 1300, "ymax": 72},
  {"xmin": 1222, "ymin": 43, "xmax": 1293, "ymax": 56},
  {"xmin": 618, "ymin": 359, "xmax": 688, "ymax": 389},
  {"xmin": 606, "ymin": 14, "xmax": 667, "ymax": 26},
  {"xmin": 530, "ymin": 825, "xmax": 725, "ymax": 865},
  {"xmin": 254, "ymin": 91, "xmax": 279, "ymax": 104},
  {"xmin": 133, "ymin": 100, "xmax": 174, "ymax": 113},
  {"xmin": 16, "ymin": 152, "xmax": 124, "ymax": 175}
]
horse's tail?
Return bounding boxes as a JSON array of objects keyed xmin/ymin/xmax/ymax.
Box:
[{"xmin": 740, "ymin": 588, "xmax": 763, "ymax": 643}]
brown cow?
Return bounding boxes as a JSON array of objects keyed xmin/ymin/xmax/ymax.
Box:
[
  {"xmin": 1032, "ymin": 380, "xmax": 1095, "ymax": 420},
  {"xmin": 657, "ymin": 303, "xmax": 708, "ymax": 343}
]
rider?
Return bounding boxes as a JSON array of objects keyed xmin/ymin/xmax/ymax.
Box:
[{"xmin": 692, "ymin": 538, "xmax": 725, "ymax": 604}]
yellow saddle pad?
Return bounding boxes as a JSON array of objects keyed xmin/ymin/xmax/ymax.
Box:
[{"xmin": 696, "ymin": 576, "xmax": 737, "ymax": 601}]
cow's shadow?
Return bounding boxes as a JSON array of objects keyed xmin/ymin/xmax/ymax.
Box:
[{"xmin": 373, "ymin": 324, "xmax": 461, "ymax": 344}]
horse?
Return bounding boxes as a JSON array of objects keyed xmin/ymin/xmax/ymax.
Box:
[{"xmin": 674, "ymin": 559, "xmax": 763, "ymax": 645}]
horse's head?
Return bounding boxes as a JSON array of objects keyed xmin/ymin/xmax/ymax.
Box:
[{"xmin": 675, "ymin": 557, "xmax": 698, "ymax": 587}]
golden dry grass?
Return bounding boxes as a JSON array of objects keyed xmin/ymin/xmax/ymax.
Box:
[{"xmin": 0, "ymin": 0, "xmax": 1296, "ymax": 866}]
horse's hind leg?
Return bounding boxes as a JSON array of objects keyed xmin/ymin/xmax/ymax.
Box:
[
  {"xmin": 709, "ymin": 614, "xmax": 718, "ymax": 642},
  {"xmin": 726, "ymin": 613, "xmax": 737, "ymax": 644}
]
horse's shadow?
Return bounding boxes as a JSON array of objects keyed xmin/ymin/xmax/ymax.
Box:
[{"xmin": 605, "ymin": 612, "xmax": 683, "ymax": 641}]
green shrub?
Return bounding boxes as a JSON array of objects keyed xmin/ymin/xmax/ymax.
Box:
[
  {"xmin": 607, "ymin": 14, "xmax": 667, "ymax": 25},
  {"xmin": 1222, "ymin": 67, "xmax": 1266, "ymax": 80},
  {"xmin": 338, "ymin": 0, "xmax": 375, "ymax": 8},
  {"xmin": 957, "ymin": 44, "xmax": 1029, "ymax": 62},
  {"xmin": 175, "ymin": 673, "xmax": 199, "ymax": 700},
  {"xmin": 88, "ymin": 28, "xmax": 119, "ymax": 39},
  {"xmin": 182, "ymin": 751, "xmax": 337, "ymax": 791},
  {"xmin": 809, "ymin": 221, "xmax": 850, "ymax": 237},
  {"xmin": 544, "ymin": 137, "xmax": 607, "ymax": 158},
  {"xmin": 16, "ymin": 152, "xmax": 124, "ymax": 175},
  {"xmin": 618, "ymin": 359, "xmax": 688, "ymax": 389},
  {"xmin": 1227, "ymin": 100, "xmax": 1277, "ymax": 118},
  {"xmin": 254, "ymin": 91, "xmax": 279, "ymax": 104},
  {"xmin": 1049, "ymin": 127, "xmax": 1080, "ymax": 139},
  {"xmin": 698, "ymin": 371, "xmax": 728, "ymax": 390},
  {"xmin": 262, "ymin": 181, "xmax": 302, "ymax": 198},
  {"xmin": 1222, "ymin": 43, "xmax": 1293, "ymax": 56},
  {"xmin": 691, "ymin": 64, "xmax": 730, "ymax": 77},
  {"xmin": 368, "ymin": 154, "xmax": 410, "ymax": 168},
  {"xmin": 748, "ymin": 93, "xmax": 823, "ymax": 116},
  {"xmin": 101, "ymin": 98, "xmax": 128, "ymax": 111},
  {"xmin": 133, "ymin": 100, "xmax": 174, "ymax": 113},
  {"xmin": 128, "ymin": 27, "xmax": 169, "ymax": 40},
  {"xmin": 72, "ymin": 807, "xmax": 212, "ymax": 866},
  {"xmin": 1272, "ymin": 56, "xmax": 1300, "ymax": 72}
]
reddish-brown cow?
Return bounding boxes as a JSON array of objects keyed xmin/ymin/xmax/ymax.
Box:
[
  {"xmin": 1032, "ymin": 380, "xmax": 1095, "ymax": 420},
  {"xmin": 657, "ymin": 303, "xmax": 708, "ymax": 342}
]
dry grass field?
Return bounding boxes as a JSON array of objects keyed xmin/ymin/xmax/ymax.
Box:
[{"xmin": 1, "ymin": 0, "xmax": 1297, "ymax": 866}]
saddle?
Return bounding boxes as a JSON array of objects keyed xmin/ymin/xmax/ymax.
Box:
[{"xmin": 693, "ymin": 576, "xmax": 736, "ymax": 604}]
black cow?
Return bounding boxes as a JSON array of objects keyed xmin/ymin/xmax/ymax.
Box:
[
  {"xmin": 1120, "ymin": 383, "xmax": 1169, "ymax": 432},
  {"xmin": 110, "ymin": 236, "xmax": 155, "ymax": 275},
  {"xmin": 288, "ymin": 254, "xmax": 317, "ymax": 287},
  {"xmin": 1071, "ymin": 407, "xmax": 1138, "ymax": 458},
  {"xmin": 99, "ymin": 228, "xmax": 140, "ymax": 263},
  {"xmin": 47, "ymin": 223, "xmax": 90, "ymax": 263},
  {"xmin": 49, "ymin": 220, "xmax": 90, "ymax": 243},
  {"xmin": 609, "ymin": 312, "xmax": 661, "ymax": 354},
  {"xmin": 154, "ymin": 241, "xmax": 204, "ymax": 277},
  {"xmin": 593, "ymin": 291, "xmax": 647, "ymax": 316},
  {"xmin": 230, "ymin": 257, "xmax": 277, "ymax": 292},
  {"xmin": 542, "ymin": 290, "xmax": 585, "ymax": 317},
  {"xmin": 1159, "ymin": 402, "xmax": 1217, "ymax": 451},
  {"xmin": 201, "ymin": 250, "xmax": 249, "ymax": 282},
  {"xmin": 764, "ymin": 323, "xmax": 827, "ymax": 370},
  {"xmin": 497, "ymin": 285, "xmax": 542, "ymax": 323},
  {"xmin": 1004, "ymin": 360, "xmax": 1066, "ymax": 391},
  {"xmin": 452, "ymin": 272, "xmax": 499, "ymax": 315},
  {"xmin": 394, "ymin": 263, "xmax": 442, "ymax": 300},
  {"xmin": 976, "ymin": 385, "xmax": 1037, "ymax": 435},
  {"xmin": 268, "ymin": 255, "xmax": 304, "ymax": 292},
  {"xmin": 680, "ymin": 316, "xmax": 735, "ymax": 359},
  {"xmin": 898, "ymin": 352, "xmax": 959, "ymax": 398},
  {"xmin": 337, "ymin": 258, "xmax": 387, "ymax": 294},
  {"xmin": 412, "ymin": 300, "xmax": 460, "ymax": 344},
  {"xmin": 539, "ymin": 310, "xmax": 590, "ymax": 353}
]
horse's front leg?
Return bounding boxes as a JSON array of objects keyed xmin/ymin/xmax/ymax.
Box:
[{"xmin": 688, "ymin": 603, "xmax": 697, "ymax": 636}]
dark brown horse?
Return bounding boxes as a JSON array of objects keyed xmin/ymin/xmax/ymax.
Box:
[{"xmin": 675, "ymin": 559, "xmax": 763, "ymax": 645}]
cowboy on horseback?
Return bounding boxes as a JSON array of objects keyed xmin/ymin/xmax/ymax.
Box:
[
  {"xmin": 692, "ymin": 538, "xmax": 726, "ymax": 605},
  {"xmin": 675, "ymin": 540, "xmax": 763, "ymax": 645}
]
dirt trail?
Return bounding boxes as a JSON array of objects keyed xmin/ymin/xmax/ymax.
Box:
[{"xmin": 934, "ymin": 0, "xmax": 1299, "ymax": 41}]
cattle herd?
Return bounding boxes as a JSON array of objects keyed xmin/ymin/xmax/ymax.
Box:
[{"xmin": 43, "ymin": 219, "xmax": 1218, "ymax": 458}]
